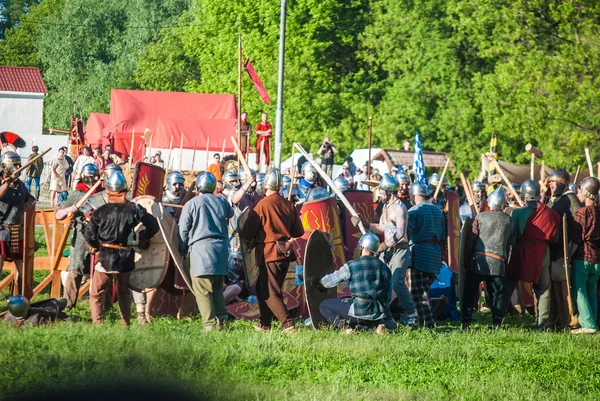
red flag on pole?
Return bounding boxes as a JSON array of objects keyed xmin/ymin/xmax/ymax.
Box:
[{"xmin": 244, "ymin": 58, "xmax": 271, "ymax": 104}]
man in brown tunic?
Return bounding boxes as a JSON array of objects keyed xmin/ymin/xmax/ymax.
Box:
[{"xmin": 240, "ymin": 167, "xmax": 304, "ymax": 333}]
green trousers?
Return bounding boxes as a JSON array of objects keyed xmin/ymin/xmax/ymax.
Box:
[
  {"xmin": 572, "ymin": 260, "xmax": 600, "ymax": 330},
  {"xmin": 191, "ymin": 275, "xmax": 228, "ymax": 327}
]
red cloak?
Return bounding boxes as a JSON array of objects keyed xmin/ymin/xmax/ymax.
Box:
[{"xmin": 507, "ymin": 203, "xmax": 560, "ymax": 283}]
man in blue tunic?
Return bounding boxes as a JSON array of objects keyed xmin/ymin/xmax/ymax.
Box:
[
  {"xmin": 407, "ymin": 182, "xmax": 445, "ymax": 328},
  {"xmin": 178, "ymin": 172, "xmax": 234, "ymax": 331}
]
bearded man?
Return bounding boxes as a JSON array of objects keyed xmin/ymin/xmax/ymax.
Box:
[
  {"xmin": 546, "ymin": 168, "xmax": 582, "ymax": 329},
  {"xmin": 353, "ymin": 174, "xmax": 415, "ymax": 327}
]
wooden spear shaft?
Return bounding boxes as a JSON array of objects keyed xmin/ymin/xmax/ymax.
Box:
[
  {"xmin": 178, "ymin": 133, "xmax": 184, "ymax": 171},
  {"xmin": 433, "ymin": 158, "xmax": 451, "ymax": 199},
  {"xmin": 563, "ymin": 213, "xmax": 576, "ymax": 327},
  {"xmin": 460, "ymin": 173, "xmax": 478, "ymax": 216},
  {"xmin": 230, "ymin": 136, "xmax": 251, "ymax": 174},
  {"xmin": 288, "ymin": 146, "xmax": 296, "ymax": 201},
  {"xmin": 585, "ymin": 148, "xmax": 594, "ymax": 177},
  {"xmin": 491, "ymin": 159, "xmax": 524, "ymax": 207},
  {"xmin": 128, "ymin": 129, "xmax": 135, "ymax": 169},
  {"xmin": 574, "ymin": 165, "xmax": 581, "ymax": 184},
  {"xmin": 190, "ymin": 138, "xmax": 198, "ymax": 173},
  {"xmin": 205, "ymin": 137, "xmax": 210, "ymax": 170},
  {"xmin": 294, "ymin": 143, "xmax": 367, "ymax": 234},
  {"xmin": 166, "ymin": 136, "xmax": 174, "ymax": 174},
  {"xmin": 222, "ymin": 139, "xmax": 226, "ymax": 158}
]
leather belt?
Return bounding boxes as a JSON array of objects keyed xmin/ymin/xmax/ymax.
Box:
[
  {"xmin": 476, "ymin": 251, "xmax": 506, "ymax": 263},
  {"xmin": 101, "ymin": 243, "xmax": 132, "ymax": 250},
  {"xmin": 1, "ymin": 224, "xmax": 21, "ymax": 228},
  {"xmin": 354, "ymin": 297, "xmax": 376, "ymax": 303},
  {"xmin": 392, "ymin": 243, "xmax": 409, "ymax": 249}
]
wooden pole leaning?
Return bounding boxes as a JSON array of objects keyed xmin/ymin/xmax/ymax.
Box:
[
  {"xmin": 574, "ymin": 165, "xmax": 581, "ymax": 184},
  {"xmin": 288, "ymin": 146, "xmax": 296, "ymax": 201},
  {"xmin": 490, "ymin": 159, "xmax": 524, "ymax": 207},
  {"xmin": 433, "ymin": 158, "xmax": 451, "ymax": 200},
  {"xmin": 294, "ymin": 142, "xmax": 367, "ymax": 235},
  {"xmin": 230, "ymin": 136, "xmax": 252, "ymax": 174},
  {"xmin": 128, "ymin": 129, "xmax": 136, "ymax": 170},
  {"xmin": 367, "ymin": 116, "xmax": 373, "ymax": 178},
  {"xmin": 460, "ymin": 172, "xmax": 478, "ymax": 217},
  {"xmin": 563, "ymin": 213, "xmax": 577, "ymax": 327},
  {"xmin": 205, "ymin": 137, "xmax": 210, "ymax": 170},
  {"xmin": 179, "ymin": 133, "xmax": 185, "ymax": 171},
  {"xmin": 190, "ymin": 138, "xmax": 198, "ymax": 174},
  {"xmin": 166, "ymin": 136, "xmax": 174, "ymax": 174},
  {"xmin": 585, "ymin": 148, "xmax": 594, "ymax": 177}
]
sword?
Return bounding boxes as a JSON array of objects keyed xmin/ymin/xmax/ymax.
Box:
[{"xmin": 293, "ymin": 143, "xmax": 367, "ymax": 235}]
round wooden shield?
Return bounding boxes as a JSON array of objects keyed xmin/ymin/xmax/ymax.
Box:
[
  {"xmin": 458, "ymin": 216, "xmax": 472, "ymax": 312},
  {"xmin": 303, "ymin": 230, "xmax": 337, "ymax": 328},
  {"xmin": 128, "ymin": 196, "xmax": 170, "ymax": 292}
]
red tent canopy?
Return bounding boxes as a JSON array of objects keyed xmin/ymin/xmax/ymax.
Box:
[
  {"xmin": 85, "ymin": 112, "xmax": 109, "ymax": 148},
  {"xmin": 106, "ymin": 89, "xmax": 237, "ymax": 157}
]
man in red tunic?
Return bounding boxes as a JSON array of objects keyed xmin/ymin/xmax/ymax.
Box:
[
  {"xmin": 504, "ymin": 180, "xmax": 560, "ymax": 329},
  {"xmin": 255, "ymin": 112, "xmax": 272, "ymax": 169}
]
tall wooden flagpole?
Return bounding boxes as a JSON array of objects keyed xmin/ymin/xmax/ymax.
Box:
[
  {"xmin": 237, "ymin": 34, "xmax": 242, "ymax": 165},
  {"xmin": 191, "ymin": 138, "xmax": 198, "ymax": 173}
]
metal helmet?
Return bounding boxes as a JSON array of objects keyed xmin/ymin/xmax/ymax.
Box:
[
  {"xmin": 301, "ymin": 161, "xmax": 318, "ymax": 184},
  {"xmin": 238, "ymin": 167, "xmax": 256, "ymax": 184},
  {"xmin": 548, "ymin": 168, "xmax": 570, "ymax": 185},
  {"xmin": 409, "ymin": 182, "xmax": 432, "ymax": 197},
  {"xmin": 103, "ymin": 163, "xmax": 122, "ymax": 182},
  {"xmin": 222, "ymin": 170, "xmax": 239, "ymax": 184},
  {"xmin": 282, "ymin": 175, "xmax": 292, "ymax": 189},
  {"xmin": 166, "ymin": 171, "xmax": 185, "ymax": 197},
  {"xmin": 196, "ymin": 172, "xmax": 217, "ymax": 193},
  {"xmin": 568, "ymin": 183, "xmax": 577, "ymax": 193},
  {"xmin": 511, "ymin": 183, "xmax": 520, "ymax": 193},
  {"xmin": 333, "ymin": 176, "xmax": 350, "ymax": 192},
  {"xmin": 7, "ymin": 295, "xmax": 30, "ymax": 319},
  {"xmin": 2, "ymin": 151, "xmax": 21, "ymax": 174},
  {"xmin": 358, "ymin": 232, "xmax": 380, "ymax": 254},
  {"xmin": 263, "ymin": 167, "xmax": 282, "ymax": 192},
  {"xmin": 521, "ymin": 179, "xmax": 541, "ymax": 201},
  {"xmin": 80, "ymin": 163, "xmax": 100, "ymax": 186},
  {"xmin": 428, "ymin": 173, "xmax": 447, "ymax": 187},
  {"xmin": 397, "ymin": 172, "xmax": 410, "ymax": 184},
  {"xmin": 379, "ymin": 173, "xmax": 399, "ymax": 193},
  {"xmin": 471, "ymin": 181, "xmax": 486, "ymax": 191},
  {"xmin": 230, "ymin": 251, "xmax": 243, "ymax": 260},
  {"xmin": 580, "ymin": 177, "xmax": 600, "ymax": 200},
  {"xmin": 105, "ymin": 170, "xmax": 128, "ymax": 192},
  {"xmin": 488, "ymin": 187, "xmax": 506, "ymax": 210},
  {"xmin": 256, "ymin": 173, "xmax": 266, "ymax": 194}
]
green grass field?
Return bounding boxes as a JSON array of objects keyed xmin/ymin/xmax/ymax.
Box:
[
  {"xmin": 1, "ymin": 304, "xmax": 599, "ymax": 401},
  {"xmin": 1, "ymin": 230, "xmax": 599, "ymax": 400}
]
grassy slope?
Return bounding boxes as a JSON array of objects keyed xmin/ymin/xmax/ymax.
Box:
[{"xmin": 1, "ymin": 314, "xmax": 599, "ymax": 401}]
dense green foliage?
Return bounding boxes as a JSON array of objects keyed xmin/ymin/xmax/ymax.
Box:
[
  {"xmin": 1, "ymin": 0, "xmax": 599, "ymax": 174},
  {"xmin": 1, "ymin": 315, "xmax": 600, "ymax": 400}
]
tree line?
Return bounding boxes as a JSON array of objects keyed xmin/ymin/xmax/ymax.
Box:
[{"xmin": 1, "ymin": 0, "xmax": 598, "ymax": 175}]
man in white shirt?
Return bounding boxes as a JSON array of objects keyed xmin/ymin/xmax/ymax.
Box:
[{"xmin": 71, "ymin": 146, "xmax": 95, "ymax": 189}]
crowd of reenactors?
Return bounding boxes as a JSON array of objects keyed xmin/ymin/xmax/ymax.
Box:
[{"xmin": 2, "ymin": 146, "xmax": 600, "ymax": 336}]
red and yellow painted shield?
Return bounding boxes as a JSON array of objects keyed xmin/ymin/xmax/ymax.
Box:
[
  {"xmin": 294, "ymin": 196, "xmax": 346, "ymax": 269},
  {"xmin": 343, "ymin": 190, "xmax": 374, "ymax": 263},
  {"xmin": 132, "ymin": 162, "xmax": 166, "ymax": 201}
]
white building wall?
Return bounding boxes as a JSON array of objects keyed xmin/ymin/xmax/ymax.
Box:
[{"xmin": 0, "ymin": 91, "xmax": 45, "ymax": 138}]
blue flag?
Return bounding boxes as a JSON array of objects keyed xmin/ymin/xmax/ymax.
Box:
[{"xmin": 412, "ymin": 131, "xmax": 426, "ymax": 184}]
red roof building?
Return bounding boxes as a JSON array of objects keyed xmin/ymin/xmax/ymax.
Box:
[{"xmin": 0, "ymin": 66, "xmax": 47, "ymax": 94}]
